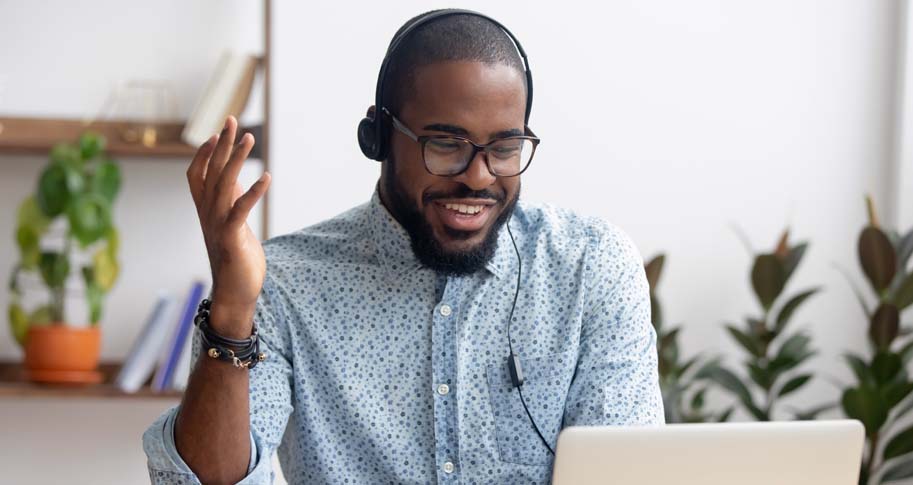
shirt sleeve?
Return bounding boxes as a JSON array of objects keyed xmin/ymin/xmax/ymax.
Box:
[
  {"xmin": 562, "ymin": 223, "xmax": 665, "ymax": 427},
  {"xmin": 143, "ymin": 271, "xmax": 295, "ymax": 484}
]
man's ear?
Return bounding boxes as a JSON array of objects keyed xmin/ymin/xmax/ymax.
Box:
[{"xmin": 366, "ymin": 105, "xmax": 377, "ymax": 120}]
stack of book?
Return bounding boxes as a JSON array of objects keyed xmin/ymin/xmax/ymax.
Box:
[{"xmin": 114, "ymin": 280, "xmax": 207, "ymax": 393}]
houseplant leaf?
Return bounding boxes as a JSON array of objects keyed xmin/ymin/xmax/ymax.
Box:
[
  {"xmin": 842, "ymin": 386, "xmax": 888, "ymax": 436},
  {"xmin": 28, "ymin": 304, "xmax": 54, "ymax": 325},
  {"xmin": 17, "ymin": 196, "xmax": 51, "ymax": 233},
  {"xmin": 845, "ymin": 353, "xmax": 875, "ymax": 387},
  {"xmin": 752, "ymin": 254, "xmax": 785, "ymax": 311},
  {"xmin": 79, "ymin": 132, "xmax": 105, "ymax": 160},
  {"xmin": 91, "ymin": 248, "xmax": 119, "ymax": 291},
  {"xmin": 35, "ymin": 163, "xmax": 71, "ymax": 217},
  {"xmin": 870, "ymin": 303, "xmax": 900, "ymax": 350},
  {"xmin": 783, "ymin": 242, "xmax": 808, "ymax": 283},
  {"xmin": 859, "ymin": 226, "xmax": 897, "ymax": 292},
  {"xmin": 884, "ymin": 425, "xmax": 913, "ymax": 461},
  {"xmin": 39, "ymin": 251, "xmax": 69, "ymax": 288},
  {"xmin": 726, "ymin": 324, "xmax": 763, "ymax": 357},
  {"xmin": 894, "ymin": 273, "xmax": 913, "ymax": 311},
  {"xmin": 778, "ymin": 373, "xmax": 812, "ymax": 397},
  {"xmin": 8, "ymin": 303, "xmax": 28, "ymax": 347},
  {"xmin": 89, "ymin": 159, "xmax": 121, "ymax": 204},
  {"xmin": 774, "ymin": 288, "xmax": 820, "ymax": 334},
  {"xmin": 67, "ymin": 193, "xmax": 111, "ymax": 248},
  {"xmin": 871, "ymin": 351, "xmax": 902, "ymax": 386},
  {"xmin": 15, "ymin": 225, "xmax": 41, "ymax": 269}
]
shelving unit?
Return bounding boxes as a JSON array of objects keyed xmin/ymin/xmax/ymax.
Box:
[
  {"xmin": 0, "ymin": 360, "xmax": 182, "ymax": 399},
  {"xmin": 0, "ymin": 1, "xmax": 273, "ymax": 399}
]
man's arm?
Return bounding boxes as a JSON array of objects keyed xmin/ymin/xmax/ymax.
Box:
[
  {"xmin": 563, "ymin": 223, "xmax": 665, "ymax": 427},
  {"xmin": 143, "ymin": 273, "xmax": 295, "ymax": 485}
]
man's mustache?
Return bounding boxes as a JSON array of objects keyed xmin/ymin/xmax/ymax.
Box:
[{"xmin": 423, "ymin": 188, "xmax": 505, "ymax": 204}]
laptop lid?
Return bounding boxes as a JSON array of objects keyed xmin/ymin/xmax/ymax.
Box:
[{"xmin": 551, "ymin": 419, "xmax": 864, "ymax": 485}]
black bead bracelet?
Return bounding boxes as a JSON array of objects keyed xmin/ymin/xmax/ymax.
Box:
[{"xmin": 194, "ymin": 298, "xmax": 266, "ymax": 369}]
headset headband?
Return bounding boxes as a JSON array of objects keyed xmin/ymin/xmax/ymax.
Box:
[{"xmin": 375, "ymin": 9, "xmax": 534, "ymax": 124}]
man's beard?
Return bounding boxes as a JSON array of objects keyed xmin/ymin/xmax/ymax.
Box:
[{"xmin": 381, "ymin": 159, "xmax": 519, "ymax": 276}]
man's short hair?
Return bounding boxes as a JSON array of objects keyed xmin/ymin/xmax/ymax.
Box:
[{"xmin": 382, "ymin": 11, "xmax": 527, "ymax": 115}]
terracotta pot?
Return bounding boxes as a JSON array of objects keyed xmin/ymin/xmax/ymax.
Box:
[{"xmin": 24, "ymin": 324, "xmax": 102, "ymax": 384}]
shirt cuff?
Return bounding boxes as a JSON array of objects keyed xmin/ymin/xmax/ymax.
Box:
[{"xmin": 143, "ymin": 405, "xmax": 268, "ymax": 484}]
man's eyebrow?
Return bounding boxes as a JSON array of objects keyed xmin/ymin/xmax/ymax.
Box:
[{"xmin": 423, "ymin": 124, "xmax": 524, "ymax": 139}]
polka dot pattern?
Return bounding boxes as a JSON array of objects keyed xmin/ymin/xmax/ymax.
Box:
[{"xmin": 143, "ymin": 189, "xmax": 664, "ymax": 484}]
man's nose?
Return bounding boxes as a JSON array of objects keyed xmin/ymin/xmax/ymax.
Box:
[{"xmin": 453, "ymin": 151, "xmax": 497, "ymax": 191}]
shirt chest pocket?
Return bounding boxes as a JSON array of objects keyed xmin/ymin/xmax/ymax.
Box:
[{"xmin": 486, "ymin": 351, "xmax": 574, "ymax": 466}]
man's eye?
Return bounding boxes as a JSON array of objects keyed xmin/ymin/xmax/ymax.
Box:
[
  {"xmin": 491, "ymin": 145, "xmax": 521, "ymax": 158},
  {"xmin": 427, "ymin": 140, "xmax": 462, "ymax": 151}
]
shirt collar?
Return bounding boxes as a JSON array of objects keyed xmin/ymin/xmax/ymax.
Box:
[{"xmin": 368, "ymin": 187, "xmax": 512, "ymax": 280}]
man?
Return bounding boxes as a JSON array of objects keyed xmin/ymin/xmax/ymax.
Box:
[{"xmin": 144, "ymin": 10, "xmax": 663, "ymax": 485}]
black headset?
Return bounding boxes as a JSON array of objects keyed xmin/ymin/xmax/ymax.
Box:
[{"xmin": 356, "ymin": 8, "xmax": 535, "ymax": 162}]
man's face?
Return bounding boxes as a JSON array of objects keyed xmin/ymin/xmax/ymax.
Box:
[{"xmin": 379, "ymin": 61, "xmax": 526, "ymax": 275}]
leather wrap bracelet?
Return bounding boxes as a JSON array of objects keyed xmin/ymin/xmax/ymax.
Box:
[{"xmin": 194, "ymin": 298, "xmax": 266, "ymax": 369}]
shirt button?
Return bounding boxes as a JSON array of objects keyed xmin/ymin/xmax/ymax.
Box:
[
  {"xmin": 437, "ymin": 383, "xmax": 450, "ymax": 396},
  {"xmin": 439, "ymin": 304, "xmax": 452, "ymax": 317},
  {"xmin": 443, "ymin": 461, "xmax": 455, "ymax": 473}
]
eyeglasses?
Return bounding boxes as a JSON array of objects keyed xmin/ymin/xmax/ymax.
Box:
[{"xmin": 383, "ymin": 108, "xmax": 540, "ymax": 177}]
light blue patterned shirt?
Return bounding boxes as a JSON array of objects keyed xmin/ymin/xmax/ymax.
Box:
[{"xmin": 143, "ymin": 188, "xmax": 664, "ymax": 484}]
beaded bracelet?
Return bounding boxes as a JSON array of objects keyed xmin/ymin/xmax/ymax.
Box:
[{"xmin": 194, "ymin": 298, "xmax": 267, "ymax": 369}]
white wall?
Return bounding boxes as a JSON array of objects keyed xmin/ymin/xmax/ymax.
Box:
[
  {"xmin": 0, "ymin": 2, "xmax": 268, "ymax": 484},
  {"xmin": 271, "ymin": 0, "xmax": 907, "ymax": 421}
]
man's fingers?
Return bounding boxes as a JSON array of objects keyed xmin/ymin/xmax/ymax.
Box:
[
  {"xmin": 186, "ymin": 135, "xmax": 218, "ymax": 210},
  {"xmin": 226, "ymin": 172, "xmax": 271, "ymax": 228},
  {"xmin": 204, "ymin": 116, "xmax": 238, "ymax": 202},
  {"xmin": 214, "ymin": 133, "xmax": 255, "ymax": 216}
]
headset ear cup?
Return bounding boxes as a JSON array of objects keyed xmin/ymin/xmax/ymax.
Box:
[{"xmin": 357, "ymin": 117, "xmax": 380, "ymax": 160}]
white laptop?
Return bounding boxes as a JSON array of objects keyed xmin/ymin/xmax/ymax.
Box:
[{"xmin": 551, "ymin": 419, "xmax": 864, "ymax": 485}]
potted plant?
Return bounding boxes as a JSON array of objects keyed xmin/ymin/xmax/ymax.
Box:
[
  {"xmin": 838, "ymin": 196, "xmax": 913, "ymax": 485},
  {"xmin": 701, "ymin": 228, "xmax": 831, "ymax": 421},
  {"xmin": 7, "ymin": 132, "xmax": 121, "ymax": 383}
]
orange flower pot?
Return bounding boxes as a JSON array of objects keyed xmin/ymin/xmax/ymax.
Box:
[{"xmin": 24, "ymin": 325, "xmax": 103, "ymax": 384}]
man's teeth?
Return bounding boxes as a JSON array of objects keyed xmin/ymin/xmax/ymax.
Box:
[{"xmin": 444, "ymin": 203, "xmax": 484, "ymax": 215}]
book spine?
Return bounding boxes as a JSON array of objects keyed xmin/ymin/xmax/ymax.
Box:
[{"xmin": 152, "ymin": 281, "xmax": 206, "ymax": 392}]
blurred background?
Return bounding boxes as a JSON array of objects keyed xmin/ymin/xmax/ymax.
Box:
[{"xmin": 1, "ymin": 1, "xmax": 911, "ymax": 484}]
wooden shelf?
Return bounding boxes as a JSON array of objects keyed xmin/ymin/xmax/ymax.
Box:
[
  {"xmin": 0, "ymin": 117, "xmax": 199, "ymax": 159},
  {"xmin": 0, "ymin": 360, "xmax": 183, "ymax": 400}
]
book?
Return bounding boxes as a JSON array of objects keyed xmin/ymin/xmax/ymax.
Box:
[
  {"xmin": 114, "ymin": 292, "xmax": 176, "ymax": 393},
  {"xmin": 151, "ymin": 280, "xmax": 207, "ymax": 392},
  {"xmin": 182, "ymin": 51, "xmax": 260, "ymax": 146}
]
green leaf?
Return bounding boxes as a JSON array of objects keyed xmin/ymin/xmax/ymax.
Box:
[
  {"xmin": 89, "ymin": 159, "xmax": 121, "ymax": 204},
  {"xmin": 716, "ymin": 408, "xmax": 734, "ymax": 422},
  {"xmin": 39, "ymin": 252, "xmax": 69, "ymax": 288},
  {"xmin": 859, "ymin": 226, "xmax": 897, "ymax": 292},
  {"xmin": 777, "ymin": 333, "xmax": 812, "ymax": 362},
  {"xmin": 894, "ymin": 273, "xmax": 913, "ymax": 311},
  {"xmin": 870, "ymin": 303, "xmax": 901, "ymax": 350},
  {"xmin": 49, "ymin": 143, "xmax": 80, "ymax": 166},
  {"xmin": 726, "ymin": 324, "xmax": 763, "ymax": 357},
  {"xmin": 8, "ymin": 303, "xmax": 29, "ymax": 347},
  {"xmin": 644, "ymin": 254, "xmax": 664, "ymax": 290},
  {"xmin": 901, "ymin": 341, "xmax": 913, "ymax": 365},
  {"xmin": 845, "ymin": 353, "xmax": 875, "ymax": 387},
  {"xmin": 79, "ymin": 132, "xmax": 106, "ymax": 160},
  {"xmin": 783, "ymin": 242, "xmax": 808, "ymax": 283},
  {"xmin": 778, "ymin": 373, "xmax": 812, "ymax": 397},
  {"xmin": 17, "ymin": 195, "xmax": 51, "ymax": 233},
  {"xmin": 752, "ymin": 254, "xmax": 786, "ymax": 311},
  {"xmin": 897, "ymin": 227, "xmax": 913, "ymax": 270},
  {"xmin": 86, "ymin": 282, "xmax": 103, "ymax": 325},
  {"xmin": 884, "ymin": 380, "xmax": 913, "ymax": 408},
  {"xmin": 67, "ymin": 193, "xmax": 112, "ymax": 248},
  {"xmin": 885, "ymin": 425, "xmax": 913, "ymax": 461},
  {"xmin": 871, "ymin": 351, "xmax": 903, "ymax": 386},
  {"xmin": 747, "ymin": 362, "xmax": 773, "ymax": 390},
  {"xmin": 882, "ymin": 457, "xmax": 913, "ymax": 483},
  {"xmin": 842, "ymin": 386, "xmax": 888, "ymax": 437},
  {"xmin": 699, "ymin": 366, "xmax": 765, "ymax": 419},
  {"xmin": 774, "ymin": 288, "xmax": 820, "ymax": 335},
  {"xmin": 35, "ymin": 163, "xmax": 71, "ymax": 217}
]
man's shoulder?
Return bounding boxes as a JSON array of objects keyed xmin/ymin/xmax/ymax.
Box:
[
  {"xmin": 261, "ymin": 200, "xmax": 373, "ymax": 266},
  {"xmin": 513, "ymin": 198, "xmax": 627, "ymax": 245}
]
